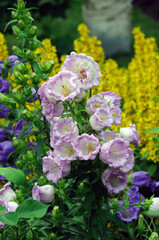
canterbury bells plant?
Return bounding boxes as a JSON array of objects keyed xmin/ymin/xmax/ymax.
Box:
[{"xmin": 38, "ymin": 51, "xmax": 139, "ymax": 193}]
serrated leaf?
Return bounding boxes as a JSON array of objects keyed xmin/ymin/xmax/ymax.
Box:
[
  {"xmin": 16, "ymin": 199, "xmax": 49, "ymax": 218},
  {"xmin": 0, "ymin": 167, "xmax": 25, "ymax": 185},
  {"xmin": 0, "ymin": 212, "xmax": 19, "ymax": 226}
]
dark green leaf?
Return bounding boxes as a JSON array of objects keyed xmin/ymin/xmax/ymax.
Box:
[
  {"xmin": 0, "ymin": 167, "xmax": 25, "ymax": 185},
  {"xmin": 16, "ymin": 199, "xmax": 49, "ymax": 218},
  {"xmin": 0, "ymin": 212, "xmax": 19, "ymax": 226},
  {"xmin": 4, "ymin": 19, "xmax": 17, "ymax": 32}
]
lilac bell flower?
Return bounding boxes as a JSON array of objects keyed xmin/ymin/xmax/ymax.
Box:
[
  {"xmin": 130, "ymin": 171, "xmax": 150, "ymax": 187},
  {"xmin": 99, "ymin": 130, "xmax": 117, "ymax": 143},
  {"xmin": 43, "ymin": 150, "xmax": 71, "ymax": 183},
  {"xmin": 119, "ymin": 124, "xmax": 140, "ymax": 145},
  {"xmin": 0, "ymin": 141, "xmax": 15, "ymax": 164},
  {"xmin": 102, "ymin": 168, "xmax": 128, "ymax": 194},
  {"xmin": 99, "ymin": 91, "xmax": 121, "ymax": 108},
  {"xmin": 41, "ymin": 97, "xmax": 64, "ymax": 123},
  {"xmin": 100, "ymin": 138, "xmax": 130, "ymax": 168},
  {"xmin": 0, "ymin": 78, "xmax": 9, "ymax": 93},
  {"xmin": 38, "ymin": 70, "xmax": 80, "ymax": 102},
  {"xmin": 50, "ymin": 117, "xmax": 79, "ymax": 147},
  {"xmin": 90, "ymin": 108, "xmax": 114, "ymax": 131},
  {"xmin": 53, "ymin": 140, "xmax": 77, "ymax": 162},
  {"xmin": 117, "ymin": 201, "xmax": 140, "ymax": 222},
  {"xmin": 85, "ymin": 93, "xmax": 108, "ymax": 115},
  {"xmin": 32, "ymin": 182, "xmax": 55, "ymax": 203},
  {"xmin": 0, "ymin": 182, "xmax": 16, "ymax": 201},
  {"xmin": 74, "ymin": 133, "xmax": 100, "ymax": 160},
  {"xmin": 127, "ymin": 186, "xmax": 143, "ymax": 204},
  {"xmin": 119, "ymin": 148, "xmax": 134, "ymax": 174},
  {"xmin": 61, "ymin": 51, "xmax": 102, "ymax": 91}
]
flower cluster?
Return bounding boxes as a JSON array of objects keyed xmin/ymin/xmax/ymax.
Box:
[
  {"xmin": 38, "ymin": 51, "xmax": 140, "ymax": 195},
  {"xmin": 0, "ymin": 33, "xmax": 8, "ymax": 61},
  {"xmin": 74, "ymin": 24, "xmax": 158, "ymax": 163}
]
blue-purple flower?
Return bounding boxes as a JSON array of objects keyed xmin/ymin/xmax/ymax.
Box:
[
  {"xmin": 0, "ymin": 78, "xmax": 9, "ymax": 93},
  {"xmin": 117, "ymin": 201, "xmax": 140, "ymax": 222},
  {"xmin": 130, "ymin": 171, "xmax": 150, "ymax": 187},
  {"xmin": 0, "ymin": 140, "xmax": 15, "ymax": 164},
  {"xmin": 0, "ymin": 103, "xmax": 9, "ymax": 118},
  {"xmin": 7, "ymin": 55, "xmax": 24, "ymax": 68}
]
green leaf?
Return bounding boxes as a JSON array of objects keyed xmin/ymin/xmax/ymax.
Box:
[
  {"xmin": 143, "ymin": 127, "xmax": 159, "ymax": 133},
  {"xmin": 16, "ymin": 199, "xmax": 49, "ymax": 218},
  {"xmin": 10, "ymin": 61, "xmax": 21, "ymax": 77},
  {"xmin": 4, "ymin": 19, "xmax": 17, "ymax": 32},
  {"xmin": 0, "ymin": 205, "xmax": 6, "ymax": 215},
  {"xmin": 0, "ymin": 212, "xmax": 19, "ymax": 226},
  {"xmin": 148, "ymin": 164, "xmax": 157, "ymax": 177},
  {"xmin": 0, "ymin": 167, "xmax": 25, "ymax": 185}
]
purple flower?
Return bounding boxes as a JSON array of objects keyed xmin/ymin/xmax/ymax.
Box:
[
  {"xmin": 7, "ymin": 55, "xmax": 24, "ymax": 68},
  {"xmin": 90, "ymin": 108, "xmax": 113, "ymax": 131},
  {"xmin": 0, "ymin": 182, "xmax": 16, "ymax": 201},
  {"xmin": 151, "ymin": 181, "xmax": 159, "ymax": 193},
  {"xmin": 117, "ymin": 201, "xmax": 140, "ymax": 222},
  {"xmin": 32, "ymin": 182, "xmax": 55, "ymax": 203},
  {"xmin": 42, "ymin": 150, "xmax": 71, "ymax": 183},
  {"xmin": 110, "ymin": 105, "xmax": 122, "ymax": 126},
  {"xmin": 53, "ymin": 140, "xmax": 77, "ymax": 162},
  {"xmin": 119, "ymin": 124, "xmax": 140, "ymax": 145},
  {"xmin": 100, "ymin": 138, "xmax": 130, "ymax": 168},
  {"xmin": 99, "ymin": 92, "xmax": 121, "ymax": 108},
  {"xmin": 0, "ymin": 141, "xmax": 15, "ymax": 164},
  {"xmin": 38, "ymin": 70, "xmax": 80, "ymax": 102},
  {"xmin": 0, "ymin": 103, "xmax": 9, "ymax": 118},
  {"xmin": 119, "ymin": 148, "xmax": 134, "ymax": 174},
  {"xmin": 50, "ymin": 117, "xmax": 78, "ymax": 147},
  {"xmin": 85, "ymin": 93, "xmax": 108, "ymax": 115},
  {"xmin": 61, "ymin": 51, "xmax": 102, "ymax": 90},
  {"xmin": 99, "ymin": 130, "xmax": 118, "ymax": 143},
  {"xmin": 0, "ymin": 61, "xmax": 7, "ymax": 74},
  {"xmin": 127, "ymin": 186, "xmax": 143, "ymax": 204},
  {"xmin": 102, "ymin": 168, "xmax": 128, "ymax": 194},
  {"xmin": 0, "ymin": 78, "xmax": 9, "ymax": 93},
  {"xmin": 130, "ymin": 171, "xmax": 150, "ymax": 187},
  {"xmin": 74, "ymin": 133, "xmax": 100, "ymax": 160},
  {"xmin": 0, "ymin": 129, "xmax": 5, "ymax": 142},
  {"xmin": 41, "ymin": 97, "xmax": 64, "ymax": 123},
  {"xmin": 27, "ymin": 88, "xmax": 38, "ymax": 103}
]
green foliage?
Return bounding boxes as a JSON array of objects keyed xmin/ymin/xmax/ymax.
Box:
[{"xmin": 0, "ymin": 167, "xmax": 25, "ymax": 185}]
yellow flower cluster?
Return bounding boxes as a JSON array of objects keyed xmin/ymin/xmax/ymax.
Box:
[
  {"xmin": 74, "ymin": 24, "xmax": 158, "ymax": 162},
  {"xmin": 0, "ymin": 32, "xmax": 8, "ymax": 60},
  {"xmin": 74, "ymin": 23, "xmax": 105, "ymax": 65}
]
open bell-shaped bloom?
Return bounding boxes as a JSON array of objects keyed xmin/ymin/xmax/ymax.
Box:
[
  {"xmin": 32, "ymin": 182, "xmax": 55, "ymax": 204},
  {"xmin": 119, "ymin": 124, "xmax": 140, "ymax": 145},
  {"xmin": 0, "ymin": 182, "xmax": 16, "ymax": 201},
  {"xmin": 90, "ymin": 108, "xmax": 113, "ymax": 131},
  {"xmin": 61, "ymin": 51, "xmax": 102, "ymax": 90}
]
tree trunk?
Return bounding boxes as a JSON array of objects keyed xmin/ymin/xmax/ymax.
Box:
[{"xmin": 82, "ymin": 0, "xmax": 132, "ymax": 56}]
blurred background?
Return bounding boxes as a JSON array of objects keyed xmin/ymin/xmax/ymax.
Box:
[{"xmin": 1, "ymin": 0, "xmax": 159, "ymax": 65}]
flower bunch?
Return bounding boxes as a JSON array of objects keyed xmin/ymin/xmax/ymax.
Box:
[{"xmin": 38, "ymin": 51, "xmax": 140, "ymax": 195}]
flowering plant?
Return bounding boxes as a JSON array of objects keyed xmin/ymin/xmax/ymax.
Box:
[{"xmin": 0, "ymin": 1, "xmax": 158, "ymax": 239}]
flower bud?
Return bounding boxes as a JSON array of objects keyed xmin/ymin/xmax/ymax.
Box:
[
  {"xmin": 14, "ymin": 72, "xmax": 26, "ymax": 84},
  {"xmin": 12, "ymin": 88, "xmax": 22, "ymax": 102},
  {"xmin": 52, "ymin": 206, "xmax": 61, "ymax": 222},
  {"xmin": 7, "ymin": 201, "xmax": 18, "ymax": 212},
  {"xmin": 49, "ymin": 233, "xmax": 57, "ymax": 239},
  {"xmin": 111, "ymin": 198, "xmax": 119, "ymax": 208},
  {"xmin": 148, "ymin": 197, "xmax": 159, "ymax": 217},
  {"xmin": 0, "ymin": 182, "xmax": 16, "ymax": 201},
  {"xmin": 12, "ymin": 26, "xmax": 21, "ymax": 36},
  {"xmin": 26, "ymin": 50, "xmax": 34, "ymax": 60},
  {"xmin": 29, "ymin": 26, "xmax": 37, "ymax": 36},
  {"xmin": 12, "ymin": 46, "xmax": 23, "ymax": 58},
  {"xmin": 42, "ymin": 60, "xmax": 54, "ymax": 73},
  {"xmin": 17, "ymin": 62, "xmax": 28, "ymax": 74},
  {"xmin": 38, "ymin": 176, "xmax": 47, "ymax": 186},
  {"xmin": 138, "ymin": 214, "xmax": 145, "ymax": 233},
  {"xmin": 12, "ymin": 137, "xmax": 19, "ymax": 147},
  {"xmin": 149, "ymin": 232, "xmax": 159, "ymax": 240},
  {"xmin": 32, "ymin": 182, "xmax": 55, "ymax": 204},
  {"xmin": 22, "ymin": 109, "xmax": 33, "ymax": 120},
  {"xmin": 17, "ymin": 0, "xmax": 26, "ymax": 10},
  {"xmin": 16, "ymin": 160, "xmax": 24, "ymax": 169},
  {"xmin": 30, "ymin": 72, "xmax": 39, "ymax": 84},
  {"xmin": 18, "ymin": 19, "xmax": 25, "ymax": 29}
]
